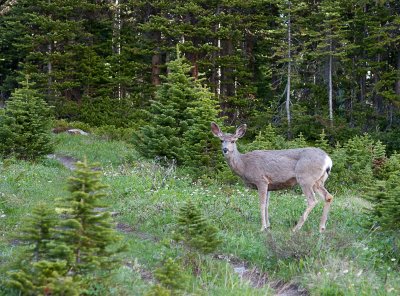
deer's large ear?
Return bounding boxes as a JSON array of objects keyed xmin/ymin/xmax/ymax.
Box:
[
  {"xmin": 235, "ymin": 124, "xmax": 247, "ymax": 138},
  {"xmin": 211, "ymin": 122, "xmax": 222, "ymax": 137}
]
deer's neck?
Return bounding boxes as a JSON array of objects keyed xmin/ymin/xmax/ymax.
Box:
[{"xmin": 226, "ymin": 148, "xmax": 245, "ymax": 175}]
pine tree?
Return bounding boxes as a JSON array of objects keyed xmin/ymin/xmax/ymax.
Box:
[
  {"xmin": 180, "ymin": 81, "xmax": 223, "ymax": 177},
  {"xmin": 6, "ymin": 204, "xmax": 79, "ymax": 295},
  {"xmin": 0, "ymin": 80, "xmax": 53, "ymax": 160},
  {"xmin": 56, "ymin": 158, "xmax": 122, "ymax": 277},
  {"xmin": 315, "ymin": 129, "xmax": 331, "ymax": 153},
  {"xmin": 135, "ymin": 47, "xmax": 222, "ymax": 168},
  {"xmin": 174, "ymin": 200, "xmax": 221, "ymax": 254},
  {"xmin": 153, "ymin": 257, "xmax": 186, "ymax": 293},
  {"xmin": 8, "ymin": 260, "xmax": 79, "ymax": 296},
  {"xmin": 16, "ymin": 204, "xmax": 57, "ymax": 262},
  {"xmin": 366, "ymin": 172, "xmax": 400, "ymax": 232}
]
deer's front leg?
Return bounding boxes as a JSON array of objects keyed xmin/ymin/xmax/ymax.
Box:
[{"xmin": 258, "ymin": 185, "xmax": 270, "ymax": 231}]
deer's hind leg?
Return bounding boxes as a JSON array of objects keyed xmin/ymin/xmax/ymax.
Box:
[
  {"xmin": 293, "ymin": 184, "xmax": 318, "ymax": 232},
  {"xmin": 257, "ymin": 184, "xmax": 270, "ymax": 231},
  {"xmin": 313, "ymin": 174, "xmax": 334, "ymax": 232}
]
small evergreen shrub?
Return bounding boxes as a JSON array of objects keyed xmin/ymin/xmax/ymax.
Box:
[
  {"xmin": 56, "ymin": 159, "xmax": 123, "ymax": 276},
  {"xmin": 148, "ymin": 257, "xmax": 186, "ymax": 295},
  {"xmin": 6, "ymin": 205, "xmax": 78, "ymax": 295},
  {"xmin": 6, "ymin": 159, "xmax": 123, "ymax": 294},
  {"xmin": 365, "ymin": 172, "xmax": 400, "ymax": 232},
  {"xmin": 0, "ymin": 81, "xmax": 53, "ymax": 160},
  {"xmin": 329, "ymin": 134, "xmax": 385, "ymax": 190},
  {"xmin": 244, "ymin": 124, "xmax": 287, "ymax": 151},
  {"xmin": 174, "ymin": 200, "xmax": 221, "ymax": 254}
]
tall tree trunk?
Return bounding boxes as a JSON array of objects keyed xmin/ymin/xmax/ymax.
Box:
[
  {"xmin": 328, "ymin": 39, "xmax": 333, "ymax": 127},
  {"xmin": 151, "ymin": 32, "xmax": 162, "ymax": 86},
  {"xmin": 395, "ymin": 51, "xmax": 400, "ymax": 99},
  {"xmin": 286, "ymin": 2, "xmax": 292, "ymax": 138},
  {"xmin": 112, "ymin": 0, "xmax": 122, "ymax": 99}
]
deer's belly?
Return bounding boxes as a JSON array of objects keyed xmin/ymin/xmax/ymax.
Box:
[{"xmin": 268, "ymin": 178, "xmax": 297, "ymax": 191}]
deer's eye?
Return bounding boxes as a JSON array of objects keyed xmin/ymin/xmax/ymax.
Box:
[
  {"xmin": 231, "ymin": 141, "xmax": 235, "ymax": 144},
  {"xmin": 220, "ymin": 140, "xmax": 224, "ymax": 143}
]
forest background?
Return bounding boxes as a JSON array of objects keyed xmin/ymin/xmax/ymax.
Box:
[{"xmin": 1, "ymin": 0, "xmax": 399, "ymax": 150}]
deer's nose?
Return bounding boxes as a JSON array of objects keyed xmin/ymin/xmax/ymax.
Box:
[{"xmin": 222, "ymin": 148, "xmax": 228, "ymax": 154}]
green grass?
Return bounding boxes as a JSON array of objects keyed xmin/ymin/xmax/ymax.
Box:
[{"xmin": 1, "ymin": 134, "xmax": 399, "ymax": 295}]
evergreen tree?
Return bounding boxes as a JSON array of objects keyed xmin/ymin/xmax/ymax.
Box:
[
  {"xmin": 0, "ymin": 80, "xmax": 53, "ymax": 160},
  {"xmin": 135, "ymin": 47, "xmax": 223, "ymax": 170},
  {"xmin": 16, "ymin": 204, "xmax": 57, "ymax": 262},
  {"xmin": 8, "ymin": 260, "xmax": 79, "ymax": 296},
  {"xmin": 180, "ymin": 81, "xmax": 223, "ymax": 177},
  {"xmin": 6, "ymin": 205, "xmax": 79, "ymax": 295},
  {"xmin": 174, "ymin": 199, "xmax": 221, "ymax": 254},
  {"xmin": 147, "ymin": 257, "xmax": 186, "ymax": 295},
  {"xmin": 56, "ymin": 158, "xmax": 122, "ymax": 277},
  {"xmin": 366, "ymin": 172, "xmax": 400, "ymax": 232}
]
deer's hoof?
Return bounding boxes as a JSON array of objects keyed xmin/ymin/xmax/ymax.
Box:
[{"xmin": 260, "ymin": 225, "xmax": 270, "ymax": 232}]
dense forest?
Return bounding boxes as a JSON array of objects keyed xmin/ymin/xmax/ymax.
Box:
[{"xmin": 1, "ymin": 0, "xmax": 399, "ymax": 148}]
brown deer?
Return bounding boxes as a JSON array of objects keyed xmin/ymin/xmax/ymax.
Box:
[{"xmin": 211, "ymin": 122, "xmax": 333, "ymax": 233}]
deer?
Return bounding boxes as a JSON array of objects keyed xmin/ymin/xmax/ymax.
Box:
[{"xmin": 211, "ymin": 122, "xmax": 334, "ymax": 233}]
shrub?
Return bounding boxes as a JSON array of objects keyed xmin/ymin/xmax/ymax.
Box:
[
  {"xmin": 365, "ymin": 172, "xmax": 400, "ymax": 232},
  {"xmin": 0, "ymin": 81, "xmax": 53, "ymax": 160},
  {"xmin": 174, "ymin": 200, "xmax": 221, "ymax": 254}
]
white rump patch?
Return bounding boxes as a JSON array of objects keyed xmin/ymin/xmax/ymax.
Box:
[{"xmin": 324, "ymin": 155, "xmax": 333, "ymax": 170}]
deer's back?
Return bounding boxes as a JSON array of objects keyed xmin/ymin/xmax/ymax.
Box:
[{"xmin": 239, "ymin": 147, "xmax": 330, "ymax": 189}]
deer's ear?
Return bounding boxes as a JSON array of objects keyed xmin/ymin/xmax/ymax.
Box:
[
  {"xmin": 235, "ymin": 124, "xmax": 247, "ymax": 138},
  {"xmin": 211, "ymin": 122, "xmax": 222, "ymax": 137}
]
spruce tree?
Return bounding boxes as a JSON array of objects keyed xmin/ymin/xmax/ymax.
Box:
[
  {"xmin": 56, "ymin": 158, "xmax": 122, "ymax": 277},
  {"xmin": 147, "ymin": 257, "xmax": 186, "ymax": 295},
  {"xmin": 180, "ymin": 81, "xmax": 223, "ymax": 177},
  {"xmin": 366, "ymin": 172, "xmax": 400, "ymax": 232},
  {"xmin": 174, "ymin": 200, "xmax": 221, "ymax": 254},
  {"xmin": 135, "ymin": 46, "xmax": 223, "ymax": 171},
  {"xmin": 0, "ymin": 80, "xmax": 53, "ymax": 160},
  {"xmin": 6, "ymin": 205, "xmax": 78, "ymax": 295}
]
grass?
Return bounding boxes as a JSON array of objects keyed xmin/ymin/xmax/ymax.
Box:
[{"xmin": 0, "ymin": 133, "xmax": 399, "ymax": 295}]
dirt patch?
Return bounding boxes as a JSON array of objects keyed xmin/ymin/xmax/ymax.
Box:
[
  {"xmin": 47, "ymin": 154, "xmax": 78, "ymax": 170},
  {"xmin": 116, "ymin": 222, "xmax": 160, "ymax": 242},
  {"xmin": 214, "ymin": 254, "xmax": 308, "ymax": 295},
  {"xmin": 271, "ymin": 280, "xmax": 308, "ymax": 296}
]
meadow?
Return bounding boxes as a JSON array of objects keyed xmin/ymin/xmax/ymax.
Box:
[{"xmin": 0, "ymin": 133, "xmax": 399, "ymax": 295}]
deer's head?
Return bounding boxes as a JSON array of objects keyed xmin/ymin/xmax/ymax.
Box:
[{"xmin": 211, "ymin": 122, "xmax": 247, "ymax": 156}]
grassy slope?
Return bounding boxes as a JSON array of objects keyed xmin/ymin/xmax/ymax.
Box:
[{"xmin": 0, "ymin": 133, "xmax": 399, "ymax": 295}]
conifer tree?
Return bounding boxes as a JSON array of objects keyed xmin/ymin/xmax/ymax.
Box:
[
  {"xmin": 315, "ymin": 129, "xmax": 331, "ymax": 153},
  {"xmin": 16, "ymin": 204, "xmax": 57, "ymax": 262},
  {"xmin": 56, "ymin": 158, "xmax": 122, "ymax": 277},
  {"xmin": 6, "ymin": 205, "xmax": 79, "ymax": 295},
  {"xmin": 0, "ymin": 80, "xmax": 53, "ymax": 160},
  {"xmin": 134, "ymin": 47, "xmax": 195, "ymax": 162},
  {"xmin": 149, "ymin": 257, "xmax": 186, "ymax": 295},
  {"xmin": 366, "ymin": 172, "xmax": 400, "ymax": 232},
  {"xmin": 180, "ymin": 81, "xmax": 223, "ymax": 177},
  {"xmin": 135, "ymin": 46, "xmax": 223, "ymax": 172},
  {"xmin": 174, "ymin": 200, "xmax": 221, "ymax": 254}
]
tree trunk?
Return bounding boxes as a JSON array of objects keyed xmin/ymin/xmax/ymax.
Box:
[
  {"xmin": 328, "ymin": 40, "xmax": 333, "ymax": 127},
  {"xmin": 151, "ymin": 32, "xmax": 162, "ymax": 86},
  {"xmin": 286, "ymin": 3, "xmax": 292, "ymax": 138},
  {"xmin": 112, "ymin": 0, "xmax": 122, "ymax": 100}
]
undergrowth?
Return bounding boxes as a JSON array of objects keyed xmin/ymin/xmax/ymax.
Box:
[{"xmin": 0, "ymin": 134, "xmax": 399, "ymax": 295}]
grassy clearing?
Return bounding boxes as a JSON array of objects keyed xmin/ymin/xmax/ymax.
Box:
[{"xmin": 1, "ymin": 134, "xmax": 399, "ymax": 295}]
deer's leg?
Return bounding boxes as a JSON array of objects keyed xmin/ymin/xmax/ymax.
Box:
[
  {"xmin": 314, "ymin": 185, "xmax": 334, "ymax": 232},
  {"xmin": 265, "ymin": 191, "xmax": 271, "ymax": 229},
  {"xmin": 258, "ymin": 184, "xmax": 269, "ymax": 231},
  {"xmin": 293, "ymin": 185, "xmax": 318, "ymax": 232}
]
